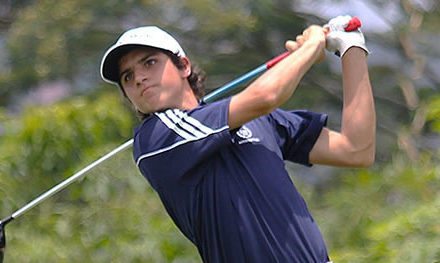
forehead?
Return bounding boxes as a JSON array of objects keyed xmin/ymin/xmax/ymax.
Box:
[{"xmin": 118, "ymin": 46, "xmax": 164, "ymax": 69}]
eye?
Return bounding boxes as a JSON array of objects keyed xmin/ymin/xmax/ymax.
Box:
[
  {"xmin": 144, "ymin": 58, "xmax": 157, "ymax": 67},
  {"xmin": 121, "ymin": 72, "xmax": 133, "ymax": 83}
]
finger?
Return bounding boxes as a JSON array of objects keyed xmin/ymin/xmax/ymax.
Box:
[
  {"xmin": 296, "ymin": 35, "xmax": 305, "ymax": 45},
  {"xmin": 285, "ymin": 40, "xmax": 300, "ymax": 52},
  {"xmin": 302, "ymin": 28, "xmax": 309, "ymax": 36}
]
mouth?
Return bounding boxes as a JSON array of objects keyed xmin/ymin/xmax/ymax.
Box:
[{"xmin": 140, "ymin": 85, "xmax": 154, "ymax": 97}]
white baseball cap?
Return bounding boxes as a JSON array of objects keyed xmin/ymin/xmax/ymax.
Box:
[{"xmin": 100, "ymin": 26, "xmax": 186, "ymax": 85}]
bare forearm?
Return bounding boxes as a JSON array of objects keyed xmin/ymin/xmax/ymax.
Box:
[
  {"xmin": 228, "ymin": 40, "xmax": 323, "ymax": 129},
  {"xmin": 252, "ymin": 40, "xmax": 323, "ymax": 108},
  {"xmin": 341, "ymin": 48, "xmax": 376, "ymax": 160}
]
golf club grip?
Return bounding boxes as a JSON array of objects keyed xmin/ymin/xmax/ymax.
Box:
[
  {"xmin": 267, "ymin": 17, "xmax": 361, "ymax": 69},
  {"xmin": 266, "ymin": 52, "xmax": 290, "ymax": 69},
  {"xmin": 266, "ymin": 18, "xmax": 361, "ymax": 69},
  {"xmin": 345, "ymin": 17, "xmax": 361, "ymax": 31}
]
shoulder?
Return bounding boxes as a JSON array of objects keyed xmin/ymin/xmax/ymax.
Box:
[
  {"xmin": 133, "ymin": 104, "xmax": 231, "ymax": 162},
  {"xmin": 267, "ymin": 109, "xmax": 327, "ymax": 126}
]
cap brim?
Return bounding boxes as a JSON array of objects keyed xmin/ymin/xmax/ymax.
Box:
[{"xmin": 101, "ymin": 44, "xmax": 144, "ymax": 84}]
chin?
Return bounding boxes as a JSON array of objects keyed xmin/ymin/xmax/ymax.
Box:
[{"xmin": 143, "ymin": 105, "xmax": 167, "ymax": 114}]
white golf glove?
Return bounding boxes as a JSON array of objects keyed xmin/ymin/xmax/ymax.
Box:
[{"xmin": 326, "ymin": 15, "xmax": 370, "ymax": 58}]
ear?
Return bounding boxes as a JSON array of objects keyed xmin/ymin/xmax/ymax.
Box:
[{"xmin": 179, "ymin": 57, "xmax": 192, "ymax": 78}]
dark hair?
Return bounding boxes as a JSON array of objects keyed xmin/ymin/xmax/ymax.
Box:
[
  {"xmin": 168, "ymin": 52, "xmax": 206, "ymax": 100},
  {"xmin": 118, "ymin": 50, "xmax": 206, "ymax": 120}
]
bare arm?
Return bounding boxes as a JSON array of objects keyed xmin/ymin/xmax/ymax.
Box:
[
  {"xmin": 228, "ymin": 26, "xmax": 326, "ymax": 130},
  {"xmin": 309, "ymin": 47, "xmax": 376, "ymax": 167}
]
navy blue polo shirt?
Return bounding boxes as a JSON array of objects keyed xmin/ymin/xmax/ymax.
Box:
[{"xmin": 133, "ymin": 98, "xmax": 330, "ymax": 263}]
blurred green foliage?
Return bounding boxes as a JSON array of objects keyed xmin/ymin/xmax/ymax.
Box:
[
  {"xmin": 1, "ymin": 92, "xmax": 133, "ymax": 203},
  {"xmin": 427, "ymin": 96, "xmax": 440, "ymax": 133},
  {"xmin": 308, "ymin": 155, "xmax": 440, "ymax": 262},
  {"xmin": 0, "ymin": 0, "xmax": 439, "ymax": 262},
  {"xmin": 0, "ymin": 91, "xmax": 200, "ymax": 262}
]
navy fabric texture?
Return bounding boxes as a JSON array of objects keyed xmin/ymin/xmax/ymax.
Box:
[{"xmin": 133, "ymin": 98, "xmax": 330, "ymax": 263}]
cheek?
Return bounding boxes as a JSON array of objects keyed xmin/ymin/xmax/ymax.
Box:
[
  {"xmin": 122, "ymin": 87, "xmax": 137, "ymax": 104},
  {"xmin": 161, "ymin": 67, "xmax": 185, "ymax": 88}
]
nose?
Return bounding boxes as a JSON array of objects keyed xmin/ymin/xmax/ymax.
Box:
[{"xmin": 133, "ymin": 67, "xmax": 148, "ymax": 87}]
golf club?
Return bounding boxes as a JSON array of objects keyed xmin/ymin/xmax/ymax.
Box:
[
  {"xmin": 0, "ymin": 50, "xmax": 289, "ymax": 263},
  {"xmin": 203, "ymin": 16, "xmax": 362, "ymax": 102},
  {"xmin": 0, "ymin": 17, "xmax": 361, "ymax": 262},
  {"xmin": 202, "ymin": 51, "xmax": 291, "ymax": 103}
]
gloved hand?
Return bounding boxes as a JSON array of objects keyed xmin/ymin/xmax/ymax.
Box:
[{"xmin": 325, "ymin": 15, "xmax": 370, "ymax": 58}]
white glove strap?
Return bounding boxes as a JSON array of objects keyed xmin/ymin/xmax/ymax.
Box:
[
  {"xmin": 326, "ymin": 30, "xmax": 370, "ymax": 57},
  {"xmin": 325, "ymin": 15, "xmax": 370, "ymax": 58}
]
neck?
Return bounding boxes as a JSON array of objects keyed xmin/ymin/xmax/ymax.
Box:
[{"xmin": 178, "ymin": 84, "xmax": 199, "ymax": 110}]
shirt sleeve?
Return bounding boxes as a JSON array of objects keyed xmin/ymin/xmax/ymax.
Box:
[
  {"xmin": 268, "ymin": 109, "xmax": 328, "ymax": 166},
  {"xmin": 133, "ymin": 98, "xmax": 232, "ymax": 188}
]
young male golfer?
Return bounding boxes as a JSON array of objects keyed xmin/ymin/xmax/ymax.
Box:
[{"xmin": 100, "ymin": 15, "xmax": 375, "ymax": 263}]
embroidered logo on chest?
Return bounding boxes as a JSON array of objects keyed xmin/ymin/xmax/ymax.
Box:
[
  {"xmin": 235, "ymin": 125, "xmax": 260, "ymax": 144},
  {"xmin": 237, "ymin": 126, "xmax": 252, "ymax": 139}
]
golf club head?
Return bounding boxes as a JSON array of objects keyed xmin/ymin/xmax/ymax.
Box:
[
  {"xmin": 0, "ymin": 222, "xmax": 5, "ymax": 263},
  {"xmin": 0, "ymin": 216, "xmax": 12, "ymax": 263}
]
